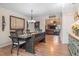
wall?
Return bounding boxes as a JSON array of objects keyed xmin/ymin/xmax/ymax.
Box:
[
  {"xmin": 0, "ymin": 7, "xmax": 27, "ymax": 47},
  {"xmin": 61, "ymin": 4, "xmax": 74, "ymax": 44}
]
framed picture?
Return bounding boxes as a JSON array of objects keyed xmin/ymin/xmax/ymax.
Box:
[{"xmin": 10, "ymin": 16, "xmax": 25, "ymax": 30}]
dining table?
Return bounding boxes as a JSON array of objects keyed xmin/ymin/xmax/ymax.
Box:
[
  {"xmin": 10, "ymin": 32, "xmax": 45, "ymax": 54},
  {"xmin": 17, "ymin": 33, "xmax": 35, "ymax": 54}
]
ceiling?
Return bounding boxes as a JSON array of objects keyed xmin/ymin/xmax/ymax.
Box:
[{"xmin": 0, "ymin": 3, "xmax": 62, "ymax": 17}]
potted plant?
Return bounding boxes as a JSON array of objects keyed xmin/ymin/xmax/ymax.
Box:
[{"xmin": 72, "ymin": 23, "xmax": 79, "ymax": 36}]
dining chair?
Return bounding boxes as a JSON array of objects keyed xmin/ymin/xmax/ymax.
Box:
[
  {"xmin": 9, "ymin": 32, "xmax": 26, "ymax": 55},
  {"xmin": 16, "ymin": 29, "xmax": 24, "ymax": 35},
  {"xmin": 26, "ymin": 29, "xmax": 31, "ymax": 34}
]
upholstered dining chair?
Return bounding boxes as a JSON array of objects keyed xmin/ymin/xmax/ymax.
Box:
[
  {"xmin": 9, "ymin": 32, "xmax": 26, "ymax": 55},
  {"xmin": 16, "ymin": 29, "xmax": 24, "ymax": 35}
]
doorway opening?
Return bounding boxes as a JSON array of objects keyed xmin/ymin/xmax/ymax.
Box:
[{"xmin": 45, "ymin": 16, "xmax": 62, "ymax": 43}]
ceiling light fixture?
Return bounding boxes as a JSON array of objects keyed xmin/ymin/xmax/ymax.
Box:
[{"xmin": 28, "ymin": 9, "xmax": 36, "ymax": 23}]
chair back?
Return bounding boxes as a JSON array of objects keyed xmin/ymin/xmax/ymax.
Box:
[
  {"xmin": 10, "ymin": 32, "xmax": 19, "ymax": 43},
  {"xmin": 16, "ymin": 29, "xmax": 23, "ymax": 35},
  {"xmin": 26, "ymin": 29, "xmax": 31, "ymax": 34}
]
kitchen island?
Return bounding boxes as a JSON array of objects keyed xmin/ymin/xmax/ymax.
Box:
[{"xmin": 24, "ymin": 32, "xmax": 45, "ymax": 54}]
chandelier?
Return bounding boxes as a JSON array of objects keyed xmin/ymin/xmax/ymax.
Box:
[{"xmin": 28, "ymin": 9, "xmax": 36, "ymax": 23}]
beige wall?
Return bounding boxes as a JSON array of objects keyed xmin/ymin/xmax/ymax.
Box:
[{"xmin": 0, "ymin": 7, "xmax": 27, "ymax": 47}]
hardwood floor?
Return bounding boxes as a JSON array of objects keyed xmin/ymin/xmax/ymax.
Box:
[{"xmin": 0, "ymin": 35, "xmax": 70, "ymax": 56}]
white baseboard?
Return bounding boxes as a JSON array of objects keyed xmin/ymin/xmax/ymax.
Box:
[{"xmin": 0, "ymin": 41, "xmax": 12, "ymax": 48}]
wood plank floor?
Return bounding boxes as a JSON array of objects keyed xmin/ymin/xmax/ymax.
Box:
[{"xmin": 0, "ymin": 35, "xmax": 70, "ymax": 56}]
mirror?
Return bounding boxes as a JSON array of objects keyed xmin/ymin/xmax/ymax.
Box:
[{"xmin": 10, "ymin": 16, "xmax": 25, "ymax": 30}]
